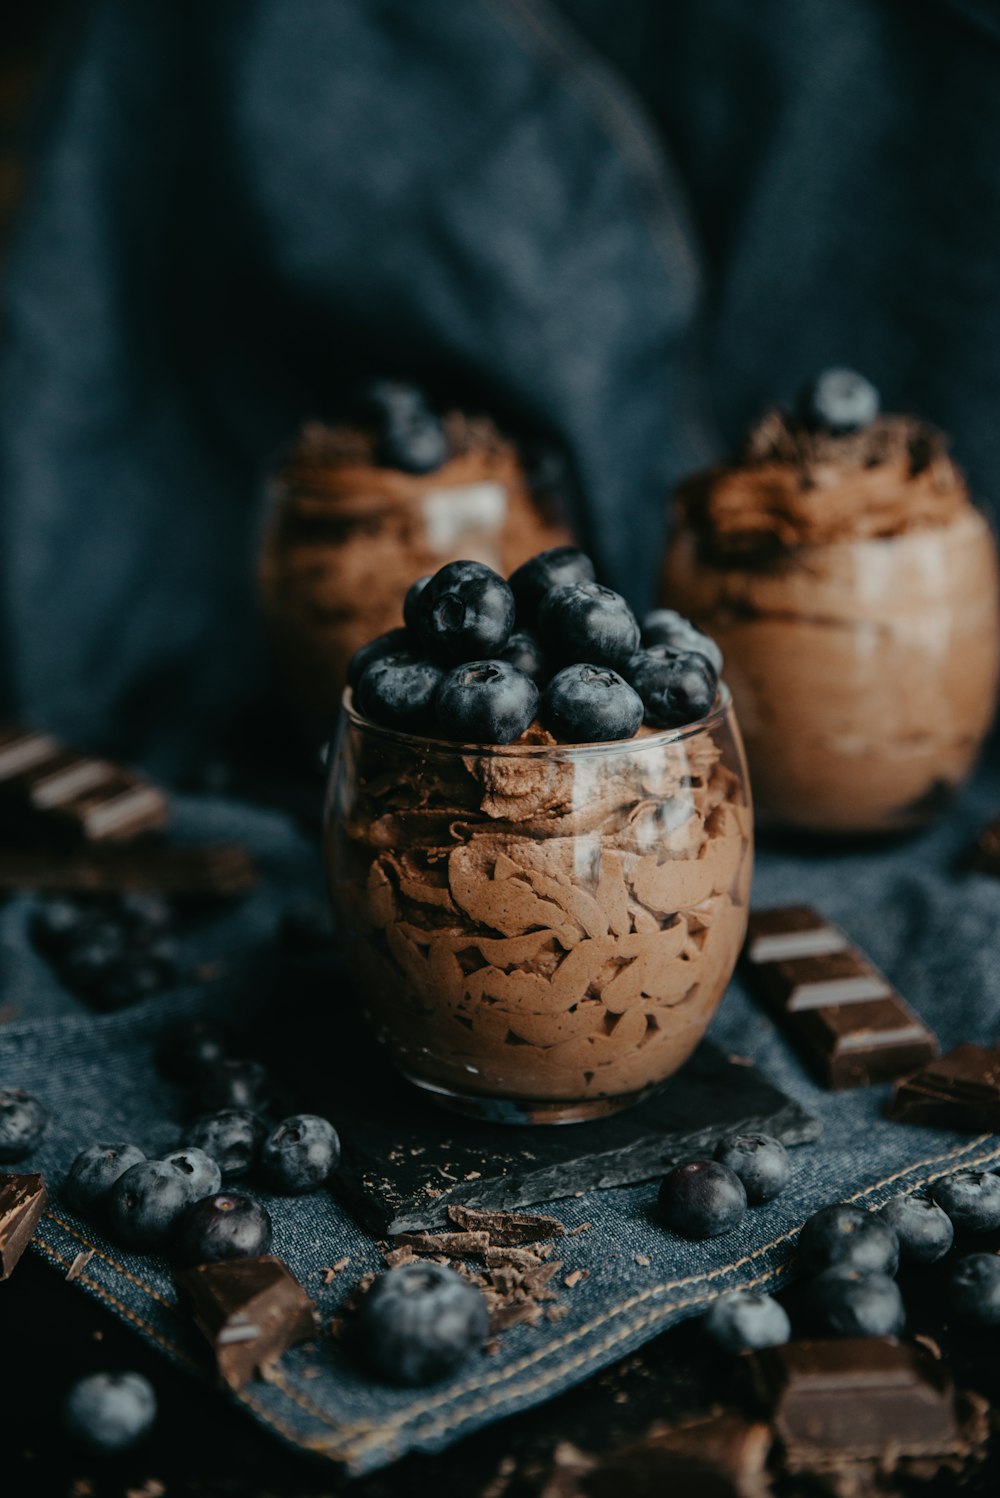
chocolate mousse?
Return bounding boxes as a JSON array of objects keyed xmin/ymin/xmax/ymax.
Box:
[
  {"xmin": 259, "ymin": 398, "xmax": 570, "ymax": 726},
  {"xmin": 662, "ymin": 382, "xmax": 1000, "ymax": 833}
]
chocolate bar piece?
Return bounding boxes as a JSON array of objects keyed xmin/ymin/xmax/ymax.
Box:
[
  {"xmin": 0, "ymin": 1172, "xmax": 48, "ymax": 1279},
  {"xmin": 744, "ymin": 906, "xmax": 849, "ymax": 964},
  {"xmin": 887, "ymin": 1044, "xmax": 1000, "ymax": 1130},
  {"xmin": 750, "ymin": 1338, "xmax": 962, "ymax": 1466},
  {"xmin": 0, "ymin": 725, "xmax": 168, "ymax": 843},
  {"xmin": 743, "ymin": 906, "xmax": 937, "ymax": 1089},
  {"xmin": 584, "ymin": 1414, "xmax": 772, "ymax": 1498},
  {"xmin": 177, "ymin": 1256, "xmax": 317, "ymax": 1390},
  {"xmin": 0, "ymin": 843, "xmax": 256, "ymax": 897}
]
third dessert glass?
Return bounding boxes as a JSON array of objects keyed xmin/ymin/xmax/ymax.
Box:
[
  {"xmin": 326, "ymin": 688, "xmax": 752, "ymax": 1123},
  {"xmin": 662, "ymin": 373, "xmax": 1000, "ymax": 834}
]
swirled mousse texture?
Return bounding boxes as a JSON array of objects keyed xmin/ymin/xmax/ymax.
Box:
[
  {"xmin": 327, "ymin": 705, "xmax": 752, "ymax": 1106},
  {"xmin": 663, "ymin": 410, "xmax": 1000, "ymax": 832},
  {"xmin": 259, "ymin": 413, "xmax": 570, "ymax": 724}
]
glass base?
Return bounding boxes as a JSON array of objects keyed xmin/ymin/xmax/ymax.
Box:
[{"xmin": 401, "ymin": 1071, "xmax": 660, "ymax": 1125}]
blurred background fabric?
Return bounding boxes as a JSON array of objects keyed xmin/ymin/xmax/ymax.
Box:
[{"xmin": 0, "ymin": 0, "xmax": 997, "ymax": 773}]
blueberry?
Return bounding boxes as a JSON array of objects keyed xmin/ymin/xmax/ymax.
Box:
[
  {"xmin": 32, "ymin": 898, "xmax": 89, "ymax": 955},
  {"xmin": 403, "ymin": 576, "xmax": 432, "ymax": 632},
  {"xmin": 949, "ymin": 1253, "xmax": 1000, "ymax": 1326},
  {"xmin": 65, "ymin": 1142, "xmax": 147, "ymax": 1215},
  {"xmin": 805, "ymin": 1266, "xmax": 905, "ymax": 1338},
  {"xmin": 641, "ymin": 610, "xmax": 723, "ymax": 675},
  {"xmin": 799, "ymin": 368, "xmax": 880, "ymax": 434},
  {"xmin": 0, "ymin": 1088, "xmax": 47, "ymax": 1161},
  {"xmin": 508, "ymin": 547, "xmax": 596, "ymax": 625},
  {"xmin": 161, "ymin": 1147, "xmax": 222, "ymax": 1200},
  {"xmin": 796, "ymin": 1203, "xmax": 899, "ymax": 1277},
  {"xmin": 658, "ymin": 1160, "xmax": 747, "ymax": 1239},
  {"xmin": 415, "ymin": 561, "xmax": 515, "ymax": 663},
  {"xmin": 89, "ymin": 953, "xmax": 175, "ymax": 1012},
  {"xmin": 63, "ymin": 1371, "xmax": 156, "ymax": 1452},
  {"xmin": 108, "ymin": 1160, "xmax": 195, "ymax": 1247},
  {"xmin": 61, "ymin": 926, "xmax": 125, "ymax": 994},
  {"xmin": 156, "ymin": 1020, "xmax": 235, "ymax": 1084},
  {"xmin": 196, "ymin": 1059, "xmax": 272, "ymax": 1114},
  {"xmin": 930, "ymin": 1171, "xmax": 1000, "ymax": 1234},
  {"xmin": 261, "ymin": 1114, "xmax": 341, "ymax": 1194},
  {"xmin": 436, "ymin": 660, "xmax": 539, "ymax": 745},
  {"xmin": 183, "ymin": 1110, "xmax": 264, "ymax": 1181},
  {"xmin": 347, "ymin": 628, "xmax": 412, "ymax": 691},
  {"xmin": 876, "ymin": 1194, "xmax": 954, "ymax": 1265},
  {"xmin": 538, "ymin": 582, "xmax": 639, "ymax": 668},
  {"xmin": 356, "ymin": 653, "xmax": 444, "ymax": 733},
  {"xmin": 713, "ymin": 1133, "xmax": 790, "ymax": 1205},
  {"xmin": 174, "ymin": 1192, "xmax": 273, "ymax": 1264},
  {"xmin": 116, "ymin": 893, "xmax": 173, "ymax": 940},
  {"xmin": 497, "ymin": 628, "xmax": 548, "ymax": 685},
  {"xmin": 358, "ymin": 1262, "xmax": 489, "ymax": 1385},
  {"xmin": 626, "ymin": 649, "xmax": 718, "ymax": 729},
  {"xmin": 703, "ymin": 1291, "xmax": 791, "ymax": 1352},
  {"xmin": 541, "ymin": 663, "xmax": 643, "ymax": 744},
  {"xmin": 378, "ymin": 409, "xmax": 448, "ymax": 475}
]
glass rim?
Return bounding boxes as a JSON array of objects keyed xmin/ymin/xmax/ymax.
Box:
[{"xmin": 339, "ymin": 682, "xmax": 733, "ymax": 759}]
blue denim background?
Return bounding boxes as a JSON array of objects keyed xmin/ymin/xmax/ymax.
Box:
[{"xmin": 2, "ymin": 780, "xmax": 1000, "ymax": 1475}]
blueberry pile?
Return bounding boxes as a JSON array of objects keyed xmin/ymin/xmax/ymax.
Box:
[
  {"xmin": 658, "ymin": 1132, "xmax": 790, "ymax": 1242},
  {"xmin": 701, "ymin": 1176, "xmax": 1000, "ymax": 1356},
  {"xmin": 32, "ymin": 894, "xmax": 179, "ymax": 1011},
  {"xmin": 347, "ymin": 549, "xmax": 723, "ymax": 744},
  {"xmin": 60, "ymin": 1018, "xmax": 341, "ymax": 1262}
]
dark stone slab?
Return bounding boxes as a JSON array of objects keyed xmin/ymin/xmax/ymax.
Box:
[{"xmin": 254, "ymin": 957, "xmax": 819, "ymax": 1235}]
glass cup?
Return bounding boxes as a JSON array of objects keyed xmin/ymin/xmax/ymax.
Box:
[
  {"xmin": 324, "ymin": 688, "xmax": 753, "ymax": 1123},
  {"xmin": 663, "ymin": 507, "xmax": 1000, "ymax": 834}
]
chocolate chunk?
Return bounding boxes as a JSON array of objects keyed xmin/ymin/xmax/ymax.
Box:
[
  {"xmin": 750, "ymin": 1338, "xmax": 964, "ymax": 1465},
  {"xmin": 0, "ymin": 1172, "xmax": 48, "ymax": 1279},
  {"xmin": 559, "ymin": 1414, "xmax": 772, "ymax": 1498},
  {"xmin": 0, "ymin": 843, "xmax": 256, "ymax": 897},
  {"xmin": 744, "ymin": 906, "xmax": 937, "ymax": 1089},
  {"xmin": 755, "ymin": 950, "xmax": 893, "ymax": 1011},
  {"xmin": 392, "ymin": 1229, "xmax": 491, "ymax": 1258},
  {"xmin": 176, "ymin": 1256, "xmax": 317, "ymax": 1390},
  {"xmin": 887, "ymin": 1044, "xmax": 1000, "ymax": 1130},
  {"xmin": 745, "ymin": 906, "xmax": 848, "ymax": 964},
  {"xmin": 0, "ymin": 725, "xmax": 168, "ymax": 843}
]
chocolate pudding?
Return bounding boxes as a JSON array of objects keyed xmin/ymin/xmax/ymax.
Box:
[
  {"xmin": 326, "ymin": 691, "xmax": 752, "ymax": 1122},
  {"xmin": 259, "ymin": 411, "xmax": 570, "ymax": 726},
  {"xmin": 663, "ymin": 407, "xmax": 1000, "ymax": 833}
]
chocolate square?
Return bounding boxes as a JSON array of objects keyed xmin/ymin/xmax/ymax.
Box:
[
  {"xmin": 0, "ymin": 1172, "xmax": 48, "ymax": 1280},
  {"xmin": 177, "ymin": 1256, "xmax": 317, "ymax": 1391},
  {"xmin": 755, "ymin": 949, "xmax": 893, "ymax": 1012},
  {"xmin": 744, "ymin": 906, "xmax": 848, "ymax": 964}
]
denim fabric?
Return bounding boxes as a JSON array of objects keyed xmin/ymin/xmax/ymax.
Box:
[{"xmin": 3, "ymin": 779, "xmax": 1000, "ymax": 1475}]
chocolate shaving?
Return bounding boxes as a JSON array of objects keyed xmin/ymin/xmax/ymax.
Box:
[
  {"xmin": 448, "ymin": 1203, "xmax": 566, "ymax": 1245},
  {"xmin": 0, "ymin": 1172, "xmax": 47, "ymax": 1280},
  {"xmin": 393, "ymin": 1229, "xmax": 491, "ymax": 1257},
  {"xmin": 66, "ymin": 1249, "xmax": 95, "ymax": 1282}
]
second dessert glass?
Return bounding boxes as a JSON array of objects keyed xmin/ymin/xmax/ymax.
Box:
[{"xmin": 325, "ymin": 688, "xmax": 752, "ymax": 1123}]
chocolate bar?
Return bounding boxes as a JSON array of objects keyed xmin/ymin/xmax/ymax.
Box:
[
  {"xmin": 0, "ymin": 725, "xmax": 168, "ymax": 843},
  {"xmin": 176, "ymin": 1256, "xmax": 317, "ymax": 1390},
  {"xmin": 744, "ymin": 907, "xmax": 937, "ymax": 1088},
  {"xmin": 0, "ymin": 843, "xmax": 256, "ymax": 897},
  {"xmin": 887, "ymin": 1044, "xmax": 1000, "ymax": 1130},
  {"xmin": 0, "ymin": 1172, "xmax": 48, "ymax": 1279},
  {"xmin": 750, "ymin": 1338, "xmax": 967, "ymax": 1468}
]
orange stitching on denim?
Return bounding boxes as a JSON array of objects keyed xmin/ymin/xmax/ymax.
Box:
[
  {"xmin": 334, "ymin": 1136, "xmax": 1000, "ymax": 1460},
  {"xmin": 44, "ymin": 1209, "xmax": 176, "ymax": 1308},
  {"xmin": 261, "ymin": 1364, "xmax": 371, "ymax": 1438}
]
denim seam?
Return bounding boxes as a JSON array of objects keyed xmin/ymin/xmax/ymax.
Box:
[
  {"xmin": 31, "ymin": 1132, "xmax": 1000, "ymax": 1467},
  {"xmin": 335, "ymin": 1135, "xmax": 1000, "ymax": 1462},
  {"xmin": 31, "ymin": 1229, "xmax": 361, "ymax": 1449}
]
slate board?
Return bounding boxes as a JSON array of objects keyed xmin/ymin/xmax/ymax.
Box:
[{"xmin": 257, "ymin": 956, "xmax": 820, "ymax": 1235}]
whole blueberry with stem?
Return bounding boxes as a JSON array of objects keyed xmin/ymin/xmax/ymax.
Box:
[
  {"xmin": 65, "ymin": 1142, "xmax": 146, "ymax": 1216},
  {"xmin": 703, "ymin": 1291, "xmax": 790, "ymax": 1352},
  {"xmin": 356, "ymin": 654, "xmax": 444, "ymax": 733},
  {"xmin": 108, "ymin": 1160, "xmax": 195, "ymax": 1248},
  {"xmin": 542, "ymin": 664, "xmax": 643, "ymax": 744},
  {"xmin": 796, "ymin": 1203, "xmax": 899, "ymax": 1277},
  {"xmin": 930, "ymin": 1171, "xmax": 1000, "ymax": 1234},
  {"xmin": 713, "ymin": 1133, "xmax": 790, "ymax": 1205},
  {"xmin": 658, "ymin": 1160, "xmax": 747, "ymax": 1239},
  {"xmin": 509, "ymin": 547, "xmax": 596, "ymax": 624},
  {"xmin": 876, "ymin": 1194, "xmax": 953, "ymax": 1265},
  {"xmin": 261, "ymin": 1115, "xmax": 341, "ymax": 1194},
  {"xmin": 436, "ymin": 660, "xmax": 539, "ymax": 745},
  {"xmin": 538, "ymin": 582, "xmax": 639, "ymax": 668},
  {"xmin": 183, "ymin": 1110, "xmax": 264, "ymax": 1180},
  {"xmin": 358, "ymin": 1262, "xmax": 489, "ymax": 1385},
  {"xmin": 174, "ymin": 1193, "xmax": 273, "ymax": 1264},
  {"xmin": 415, "ymin": 561, "xmax": 515, "ymax": 663},
  {"xmin": 805, "ymin": 1266, "xmax": 905, "ymax": 1338}
]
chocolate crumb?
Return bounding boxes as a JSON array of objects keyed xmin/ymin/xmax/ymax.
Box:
[
  {"xmin": 382, "ymin": 1245, "xmax": 416, "ymax": 1269},
  {"xmin": 563, "ymin": 1269, "xmax": 589, "ymax": 1288},
  {"xmin": 66, "ymin": 1249, "xmax": 95, "ymax": 1282},
  {"xmin": 483, "ymin": 1338, "xmax": 502, "ymax": 1356},
  {"xmin": 634, "ymin": 1252, "xmax": 650, "ymax": 1267},
  {"xmin": 320, "ymin": 1255, "xmax": 351, "ymax": 1284},
  {"xmin": 565, "ymin": 1222, "xmax": 592, "ymax": 1236},
  {"xmin": 448, "ymin": 1203, "xmax": 565, "ymax": 1245},
  {"xmin": 546, "ymin": 1304, "xmax": 569, "ymax": 1322}
]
